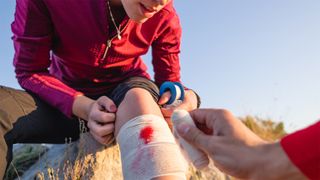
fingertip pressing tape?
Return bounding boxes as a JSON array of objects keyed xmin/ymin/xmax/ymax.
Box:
[{"xmin": 159, "ymin": 81, "xmax": 185, "ymax": 105}]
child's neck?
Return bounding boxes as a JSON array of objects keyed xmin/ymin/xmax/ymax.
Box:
[
  {"xmin": 108, "ymin": 0, "xmax": 126, "ymax": 35},
  {"xmin": 110, "ymin": 4, "xmax": 126, "ymax": 23}
]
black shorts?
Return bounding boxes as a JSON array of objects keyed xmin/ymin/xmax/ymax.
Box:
[{"xmin": 108, "ymin": 76, "xmax": 160, "ymax": 107}]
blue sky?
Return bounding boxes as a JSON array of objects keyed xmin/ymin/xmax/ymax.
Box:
[{"xmin": 1, "ymin": 1, "xmax": 319, "ymax": 132}]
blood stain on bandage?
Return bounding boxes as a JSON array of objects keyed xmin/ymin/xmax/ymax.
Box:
[
  {"xmin": 131, "ymin": 126, "xmax": 154, "ymax": 172},
  {"xmin": 139, "ymin": 126, "xmax": 154, "ymax": 144}
]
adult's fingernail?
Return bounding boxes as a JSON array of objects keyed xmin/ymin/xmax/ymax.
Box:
[{"xmin": 177, "ymin": 123, "xmax": 190, "ymax": 135}]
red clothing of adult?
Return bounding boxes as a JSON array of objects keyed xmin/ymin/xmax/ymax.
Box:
[
  {"xmin": 281, "ymin": 121, "xmax": 320, "ymax": 179},
  {"xmin": 12, "ymin": 0, "xmax": 182, "ymax": 118}
]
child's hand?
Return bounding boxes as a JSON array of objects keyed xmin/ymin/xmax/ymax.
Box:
[
  {"xmin": 175, "ymin": 89, "xmax": 198, "ymax": 110},
  {"xmin": 158, "ymin": 90, "xmax": 198, "ymax": 129},
  {"xmin": 87, "ymin": 96, "xmax": 117, "ymax": 145}
]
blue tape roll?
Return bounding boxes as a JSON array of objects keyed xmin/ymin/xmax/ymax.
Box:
[{"xmin": 159, "ymin": 81, "xmax": 185, "ymax": 105}]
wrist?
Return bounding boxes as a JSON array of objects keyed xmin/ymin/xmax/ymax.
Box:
[
  {"xmin": 72, "ymin": 95, "xmax": 95, "ymax": 120},
  {"xmin": 187, "ymin": 89, "xmax": 201, "ymax": 108},
  {"xmin": 252, "ymin": 142, "xmax": 306, "ymax": 180},
  {"xmin": 184, "ymin": 90, "xmax": 200, "ymax": 109}
]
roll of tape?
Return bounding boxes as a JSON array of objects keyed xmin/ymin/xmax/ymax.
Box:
[{"xmin": 159, "ymin": 81, "xmax": 185, "ymax": 105}]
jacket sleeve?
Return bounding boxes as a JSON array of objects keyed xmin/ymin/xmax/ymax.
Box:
[
  {"xmin": 151, "ymin": 9, "xmax": 182, "ymax": 87},
  {"xmin": 12, "ymin": 0, "xmax": 83, "ymax": 118},
  {"xmin": 280, "ymin": 121, "xmax": 320, "ymax": 180}
]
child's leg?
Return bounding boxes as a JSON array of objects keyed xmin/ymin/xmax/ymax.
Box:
[
  {"xmin": 110, "ymin": 77, "xmax": 187, "ymax": 180},
  {"xmin": 114, "ymin": 88, "xmax": 162, "ymax": 136}
]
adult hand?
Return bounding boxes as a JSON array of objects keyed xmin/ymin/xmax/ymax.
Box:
[
  {"xmin": 176, "ymin": 109, "xmax": 306, "ymax": 180},
  {"xmin": 86, "ymin": 96, "xmax": 117, "ymax": 145},
  {"xmin": 158, "ymin": 90, "xmax": 198, "ymax": 128}
]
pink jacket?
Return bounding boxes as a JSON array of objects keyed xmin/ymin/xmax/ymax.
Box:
[{"xmin": 12, "ymin": 0, "xmax": 182, "ymax": 117}]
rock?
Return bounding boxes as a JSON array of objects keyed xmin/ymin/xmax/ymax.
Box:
[
  {"xmin": 19, "ymin": 133, "xmax": 122, "ymax": 180},
  {"xmin": 4, "ymin": 144, "xmax": 48, "ymax": 180}
]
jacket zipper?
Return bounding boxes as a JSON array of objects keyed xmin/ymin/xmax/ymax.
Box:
[{"xmin": 101, "ymin": 39, "xmax": 112, "ymax": 60}]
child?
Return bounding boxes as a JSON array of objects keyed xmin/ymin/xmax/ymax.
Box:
[{"xmin": 0, "ymin": 0, "xmax": 200, "ymax": 179}]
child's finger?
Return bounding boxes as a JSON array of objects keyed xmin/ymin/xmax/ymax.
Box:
[
  {"xmin": 158, "ymin": 91, "xmax": 171, "ymax": 105},
  {"xmin": 161, "ymin": 107, "xmax": 173, "ymax": 117},
  {"xmin": 160, "ymin": 107, "xmax": 174, "ymax": 130},
  {"xmin": 160, "ymin": 108, "xmax": 174, "ymax": 130},
  {"xmin": 97, "ymin": 96, "xmax": 117, "ymax": 112},
  {"xmin": 90, "ymin": 108, "xmax": 116, "ymax": 124}
]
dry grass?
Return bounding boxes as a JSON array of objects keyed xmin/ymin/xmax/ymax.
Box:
[{"xmin": 240, "ymin": 115, "xmax": 287, "ymax": 141}]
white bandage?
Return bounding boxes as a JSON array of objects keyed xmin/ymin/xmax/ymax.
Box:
[
  {"xmin": 172, "ymin": 110, "xmax": 209, "ymax": 169},
  {"xmin": 116, "ymin": 114, "xmax": 187, "ymax": 180}
]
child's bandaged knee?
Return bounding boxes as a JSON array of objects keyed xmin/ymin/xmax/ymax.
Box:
[{"xmin": 116, "ymin": 114, "xmax": 187, "ymax": 180}]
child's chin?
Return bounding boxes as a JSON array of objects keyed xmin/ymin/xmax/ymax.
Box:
[{"xmin": 130, "ymin": 16, "xmax": 149, "ymax": 24}]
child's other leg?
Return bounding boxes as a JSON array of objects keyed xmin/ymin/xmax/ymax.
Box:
[
  {"xmin": 0, "ymin": 86, "xmax": 82, "ymax": 179},
  {"xmin": 111, "ymin": 77, "xmax": 187, "ymax": 180}
]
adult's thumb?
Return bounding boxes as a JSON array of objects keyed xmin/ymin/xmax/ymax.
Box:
[{"xmin": 176, "ymin": 123, "xmax": 211, "ymax": 151}]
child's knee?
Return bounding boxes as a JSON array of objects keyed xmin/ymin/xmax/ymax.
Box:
[
  {"xmin": 124, "ymin": 88, "xmax": 155, "ymax": 103},
  {"xmin": 109, "ymin": 77, "xmax": 160, "ymax": 107},
  {"xmin": 114, "ymin": 87, "xmax": 163, "ymax": 135},
  {"xmin": 116, "ymin": 114, "xmax": 187, "ymax": 179}
]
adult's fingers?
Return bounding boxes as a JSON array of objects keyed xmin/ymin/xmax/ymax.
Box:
[
  {"xmin": 97, "ymin": 96, "xmax": 117, "ymax": 113},
  {"xmin": 190, "ymin": 109, "xmax": 264, "ymax": 144},
  {"xmin": 189, "ymin": 108, "xmax": 235, "ymax": 134},
  {"xmin": 189, "ymin": 109, "xmax": 218, "ymax": 127},
  {"xmin": 176, "ymin": 122, "xmax": 212, "ymax": 152}
]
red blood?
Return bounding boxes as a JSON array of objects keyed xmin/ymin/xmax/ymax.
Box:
[{"xmin": 139, "ymin": 126, "xmax": 154, "ymax": 144}]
